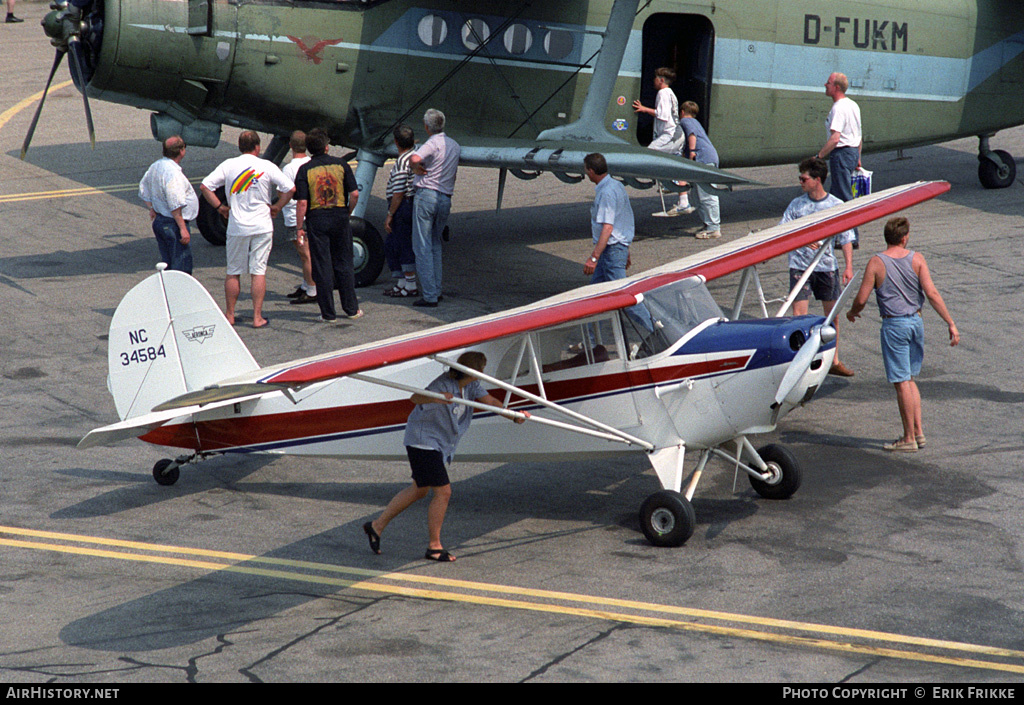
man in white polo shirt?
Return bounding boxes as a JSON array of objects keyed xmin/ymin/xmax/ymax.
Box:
[{"xmin": 201, "ymin": 131, "xmax": 295, "ymax": 328}]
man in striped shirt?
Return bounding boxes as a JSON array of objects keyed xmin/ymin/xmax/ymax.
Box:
[{"xmin": 383, "ymin": 125, "xmax": 418, "ymax": 297}]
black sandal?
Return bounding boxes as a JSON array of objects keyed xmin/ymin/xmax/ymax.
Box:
[
  {"xmin": 424, "ymin": 548, "xmax": 456, "ymax": 562},
  {"xmin": 363, "ymin": 522, "xmax": 381, "ymax": 554}
]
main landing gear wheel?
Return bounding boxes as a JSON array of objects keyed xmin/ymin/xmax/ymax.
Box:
[
  {"xmin": 639, "ymin": 489, "xmax": 696, "ymax": 547},
  {"xmin": 350, "ymin": 216, "xmax": 385, "ymax": 288},
  {"xmin": 979, "ymin": 149, "xmax": 1016, "ymax": 190},
  {"xmin": 196, "ymin": 186, "xmax": 228, "ymax": 246},
  {"xmin": 152, "ymin": 458, "xmax": 180, "ymax": 486},
  {"xmin": 748, "ymin": 444, "xmax": 801, "ymax": 500},
  {"xmin": 195, "ymin": 199, "xmax": 385, "ymax": 288}
]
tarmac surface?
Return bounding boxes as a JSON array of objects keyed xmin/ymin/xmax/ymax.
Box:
[{"xmin": 2, "ymin": 6, "xmax": 1024, "ymax": 683}]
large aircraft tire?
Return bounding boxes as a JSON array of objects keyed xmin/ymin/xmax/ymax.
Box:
[
  {"xmin": 639, "ymin": 490, "xmax": 695, "ymax": 547},
  {"xmin": 979, "ymin": 150, "xmax": 1016, "ymax": 189},
  {"xmin": 196, "ymin": 186, "xmax": 228, "ymax": 246},
  {"xmin": 195, "ymin": 197, "xmax": 384, "ymax": 287},
  {"xmin": 749, "ymin": 444, "xmax": 801, "ymax": 500},
  {"xmin": 351, "ymin": 217, "xmax": 385, "ymax": 288}
]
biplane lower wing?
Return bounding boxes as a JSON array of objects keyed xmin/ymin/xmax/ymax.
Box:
[
  {"xmin": 151, "ymin": 181, "xmax": 948, "ymax": 412},
  {"xmin": 457, "ymin": 138, "xmax": 753, "ymax": 186}
]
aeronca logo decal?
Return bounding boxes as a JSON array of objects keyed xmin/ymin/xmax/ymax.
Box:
[
  {"xmin": 183, "ymin": 325, "xmax": 216, "ymax": 344},
  {"xmin": 287, "ymin": 36, "xmax": 343, "ymax": 64}
]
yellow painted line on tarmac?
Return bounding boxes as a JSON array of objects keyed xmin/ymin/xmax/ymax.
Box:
[
  {"xmin": 0, "ymin": 182, "xmax": 143, "ymax": 203},
  {"xmin": 3, "ymin": 524, "xmax": 1024, "ymax": 674},
  {"xmin": 0, "ymin": 81, "xmax": 74, "ymax": 132}
]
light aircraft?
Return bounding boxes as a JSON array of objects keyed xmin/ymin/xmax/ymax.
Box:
[
  {"xmin": 78, "ymin": 180, "xmax": 948, "ymax": 546},
  {"xmin": 20, "ymin": 0, "xmax": 1022, "ymax": 287}
]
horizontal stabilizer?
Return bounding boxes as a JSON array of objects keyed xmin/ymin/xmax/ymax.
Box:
[
  {"xmin": 152, "ymin": 383, "xmax": 288, "ymax": 412},
  {"xmin": 78, "ymin": 391, "xmax": 269, "ymax": 449}
]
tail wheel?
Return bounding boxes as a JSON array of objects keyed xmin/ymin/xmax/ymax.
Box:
[
  {"xmin": 153, "ymin": 459, "xmax": 180, "ymax": 486},
  {"xmin": 639, "ymin": 490, "xmax": 696, "ymax": 547},
  {"xmin": 749, "ymin": 444, "xmax": 801, "ymax": 499}
]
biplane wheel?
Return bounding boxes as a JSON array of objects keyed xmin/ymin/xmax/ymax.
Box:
[
  {"xmin": 350, "ymin": 217, "xmax": 385, "ymax": 288},
  {"xmin": 196, "ymin": 186, "xmax": 228, "ymax": 246},
  {"xmin": 152, "ymin": 459, "xmax": 180, "ymax": 486},
  {"xmin": 749, "ymin": 444, "xmax": 801, "ymax": 500},
  {"xmin": 978, "ymin": 150, "xmax": 1016, "ymax": 189},
  {"xmin": 639, "ymin": 490, "xmax": 695, "ymax": 547}
]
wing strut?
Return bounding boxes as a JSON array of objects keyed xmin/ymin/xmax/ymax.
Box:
[
  {"xmin": 348, "ymin": 373, "xmax": 649, "ymax": 449},
  {"xmin": 432, "ymin": 354, "xmax": 655, "ymax": 451},
  {"xmin": 774, "ymin": 236, "xmax": 835, "ymax": 317},
  {"xmin": 536, "ymin": 0, "xmax": 640, "ymax": 144}
]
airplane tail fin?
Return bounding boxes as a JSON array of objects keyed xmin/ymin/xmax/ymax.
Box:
[{"xmin": 107, "ymin": 265, "xmax": 259, "ymax": 421}]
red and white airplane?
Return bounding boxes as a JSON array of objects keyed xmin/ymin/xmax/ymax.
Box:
[{"xmin": 79, "ymin": 181, "xmax": 949, "ymax": 546}]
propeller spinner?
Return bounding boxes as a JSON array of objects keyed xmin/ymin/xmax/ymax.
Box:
[
  {"xmin": 772, "ymin": 278, "xmax": 857, "ymax": 408},
  {"xmin": 21, "ymin": 0, "xmax": 98, "ymax": 159}
]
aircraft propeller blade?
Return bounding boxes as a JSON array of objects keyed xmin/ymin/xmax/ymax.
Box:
[
  {"xmin": 773, "ymin": 326, "xmax": 823, "ymax": 408},
  {"xmin": 20, "ymin": 49, "xmax": 66, "ymax": 160},
  {"xmin": 66, "ymin": 38, "xmax": 96, "ymax": 149},
  {"xmin": 773, "ymin": 278, "xmax": 859, "ymax": 408},
  {"xmin": 824, "ymin": 278, "xmax": 857, "ymax": 328}
]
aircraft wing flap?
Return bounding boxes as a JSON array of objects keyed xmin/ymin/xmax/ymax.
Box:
[{"xmin": 189, "ymin": 181, "xmax": 947, "ymax": 394}]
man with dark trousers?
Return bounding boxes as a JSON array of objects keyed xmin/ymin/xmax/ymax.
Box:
[{"xmin": 294, "ymin": 128, "xmax": 363, "ymax": 322}]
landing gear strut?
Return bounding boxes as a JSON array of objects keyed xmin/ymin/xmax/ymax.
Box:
[
  {"xmin": 639, "ymin": 438, "xmax": 803, "ymax": 547},
  {"xmin": 978, "ymin": 135, "xmax": 1017, "ymax": 189}
]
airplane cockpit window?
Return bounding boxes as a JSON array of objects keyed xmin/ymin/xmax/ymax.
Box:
[
  {"xmin": 494, "ymin": 318, "xmax": 620, "ymax": 382},
  {"xmin": 537, "ymin": 319, "xmax": 619, "ymax": 374},
  {"xmin": 620, "ymin": 277, "xmax": 724, "ymax": 360}
]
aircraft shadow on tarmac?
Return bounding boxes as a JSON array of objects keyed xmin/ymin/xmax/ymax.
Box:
[
  {"xmin": 55, "ymin": 417, "xmax": 1001, "ymax": 656},
  {"xmin": 56, "ymin": 450, "xmax": 768, "ymax": 653},
  {"xmin": 49, "ymin": 455, "xmax": 274, "ymax": 520}
]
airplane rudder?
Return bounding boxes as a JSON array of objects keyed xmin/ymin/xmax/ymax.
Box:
[{"xmin": 106, "ymin": 268, "xmax": 259, "ymax": 420}]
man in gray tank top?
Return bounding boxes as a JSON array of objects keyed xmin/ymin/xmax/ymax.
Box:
[{"xmin": 846, "ymin": 217, "xmax": 960, "ymax": 452}]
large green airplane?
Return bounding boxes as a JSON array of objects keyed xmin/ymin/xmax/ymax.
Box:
[{"xmin": 23, "ymin": 0, "xmax": 1024, "ymax": 285}]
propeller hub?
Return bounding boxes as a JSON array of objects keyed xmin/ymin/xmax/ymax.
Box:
[
  {"xmin": 819, "ymin": 325, "xmax": 837, "ymax": 345},
  {"xmin": 41, "ymin": 9, "xmax": 66, "ymax": 42}
]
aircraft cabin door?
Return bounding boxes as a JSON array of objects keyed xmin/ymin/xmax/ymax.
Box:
[{"xmin": 636, "ymin": 13, "xmax": 715, "ymax": 146}]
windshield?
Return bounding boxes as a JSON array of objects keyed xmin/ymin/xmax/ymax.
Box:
[{"xmin": 620, "ymin": 277, "xmax": 723, "ymax": 359}]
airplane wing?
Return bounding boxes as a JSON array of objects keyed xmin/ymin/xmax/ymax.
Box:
[
  {"xmin": 456, "ymin": 137, "xmax": 752, "ymax": 186},
  {"xmin": 154, "ymin": 180, "xmax": 948, "ymax": 410}
]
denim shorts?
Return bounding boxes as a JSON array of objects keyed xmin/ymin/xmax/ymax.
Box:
[{"xmin": 880, "ymin": 314, "xmax": 924, "ymax": 383}]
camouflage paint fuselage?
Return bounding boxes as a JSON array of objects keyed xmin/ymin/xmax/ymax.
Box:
[{"xmin": 87, "ymin": 0, "xmax": 1024, "ymax": 166}]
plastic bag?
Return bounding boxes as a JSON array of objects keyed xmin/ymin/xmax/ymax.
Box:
[{"xmin": 852, "ymin": 167, "xmax": 872, "ymax": 198}]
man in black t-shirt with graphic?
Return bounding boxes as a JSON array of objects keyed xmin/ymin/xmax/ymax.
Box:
[{"xmin": 295, "ymin": 128, "xmax": 363, "ymax": 321}]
